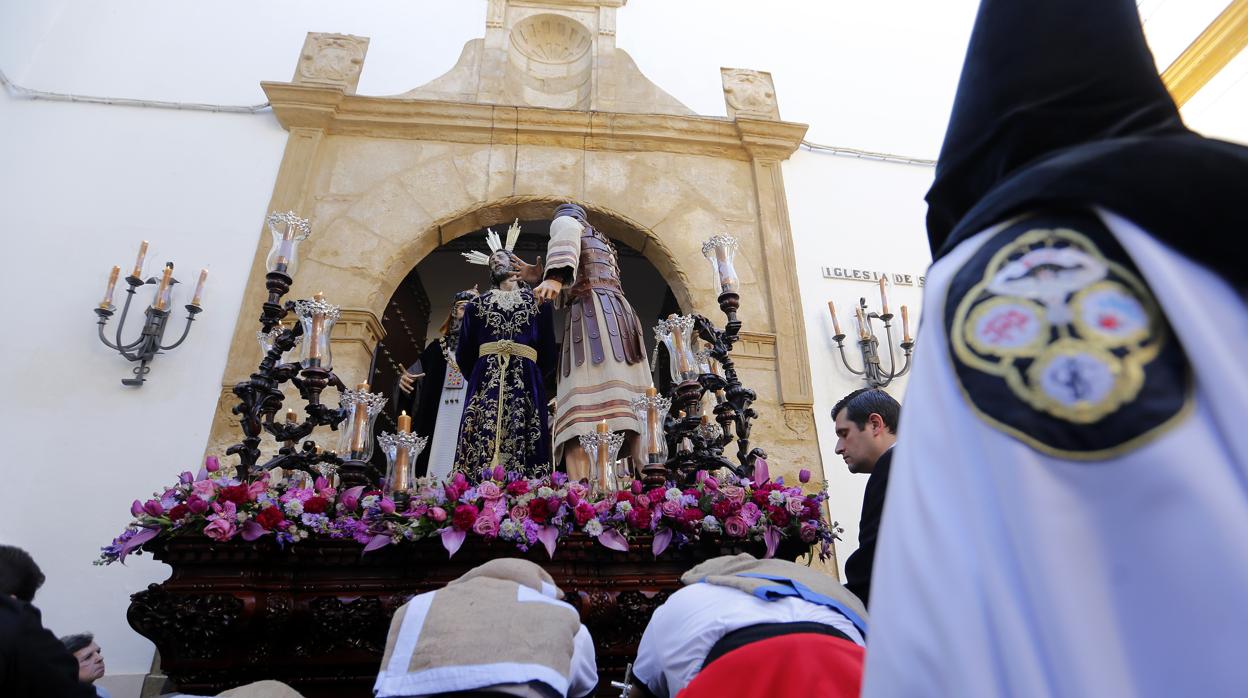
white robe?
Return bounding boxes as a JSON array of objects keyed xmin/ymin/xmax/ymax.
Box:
[{"xmin": 863, "ymin": 208, "xmax": 1248, "ymax": 697}]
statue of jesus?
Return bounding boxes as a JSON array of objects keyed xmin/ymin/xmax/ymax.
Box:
[{"xmin": 454, "ymin": 224, "xmax": 557, "ymax": 478}]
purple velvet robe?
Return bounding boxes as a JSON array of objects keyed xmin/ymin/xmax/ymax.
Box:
[{"xmin": 453, "ymin": 288, "xmax": 557, "ymax": 478}]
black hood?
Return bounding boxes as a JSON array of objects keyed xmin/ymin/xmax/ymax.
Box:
[{"xmin": 927, "ymin": 0, "xmax": 1248, "ymax": 291}]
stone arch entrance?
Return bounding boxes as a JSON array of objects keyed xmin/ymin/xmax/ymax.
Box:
[{"xmin": 207, "ymin": 6, "xmax": 822, "ymax": 482}]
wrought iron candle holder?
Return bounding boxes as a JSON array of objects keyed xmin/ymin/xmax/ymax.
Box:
[
  {"xmin": 643, "ymin": 234, "xmax": 765, "ymax": 487},
  {"xmin": 227, "ymin": 211, "xmax": 356, "ymax": 484},
  {"xmin": 828, "ymin": 285, "xmax": 915, "ymax": 388},
  {"xmin": 93, "ymin": 241, "xmax": 207, "ymax": 386}
]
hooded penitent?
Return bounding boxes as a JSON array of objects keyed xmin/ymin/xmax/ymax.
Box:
[{"xmin": 926, "ymin": 0, "xmax": 1247, "ymax": 293}]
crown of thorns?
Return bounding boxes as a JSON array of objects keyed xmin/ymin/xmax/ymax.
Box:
[{"xmin": 462, "ymin": 219, "xmax": 521, "ymax": 266}]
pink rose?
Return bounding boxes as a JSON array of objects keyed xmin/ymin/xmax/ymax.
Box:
[
  {"xmin": 472, "ymin": 514, "xmax": 499, "ymax": 537},
  {"xmin": 429, "ymin": 506, "xmax": 448, "ymax": 523},
  {"xmin": 636, "ymin": 495, "xmax": 651, "ymax": 509},
  {"xmin": 567, "ymin": 482, "xmax": 590, "ymax": 502},
  {"xmin": 191, "ymin": 480, "xmax": 216, "ymax": 500},
  {"xmin": 800, "ymin": 520, "xmax": 819, "ymax": 543},
  {"xmin": 724, "ymin": 516, "xmax": 748, "ymax": 538},
  {"xmin": 721, "ymin": 486, "xmax": 745, "ymax": 506},
  {"xmin": 660, "ymin": 501, "xmax": 682, "ymax": 518},
  {"xmin": 595, "ymin": 500, "xmax": 613, "ymax": 515},
  {"xmin": 785, "ymin": 497, "xmax": 805, "ymax": 516},
  {"xmin": 203, "ymin": 517, "xmax": 237, "ymax": 541},
  {"xmin": 477, "ymin": 481, "xmax": 502, "ymax": 500},
  {"xmin": 509, "ymin": 504, "xmax": 529, "ymax": 521},
  {"xmin": 740, "ymin": 502, "xmax": 762, "ymax": 526}
]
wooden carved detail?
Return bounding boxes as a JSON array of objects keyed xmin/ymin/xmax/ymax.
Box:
[{"xmin": 127, "ymin": 584, "xmax": 243, "ymax": 660}]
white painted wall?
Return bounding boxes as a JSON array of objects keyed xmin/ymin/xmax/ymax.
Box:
[{"xmin": 1, "ymin": 0, "xmax": 1238, "ymax": 684}]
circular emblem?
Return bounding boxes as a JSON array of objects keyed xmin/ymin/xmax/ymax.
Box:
[{"xmin": 945, "ymin": 213, "xmax": 1190, "ymax": 459}]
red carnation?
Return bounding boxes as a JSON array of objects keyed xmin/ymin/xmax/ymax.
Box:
[
  {"xmin": 615, "ymin": 491, "xmax": 636, "ymax": 505},
  {"xmin": 303, "ymin": 496, "xmax": 329, "ymax": 514},
  {"xmin": 167, "ymin": 504, "xmax": 190, "ymax": 521},
  {"xmin": 751, "ymin": 489, "xmax": 771, "ymax": 507},
  {"xmin": 219, "ymin": 484, "xmax": 253, "ymax": 505},
  {"xmin": 574, "ymin": 501, "xmax": 596, "ymax": 526},
  {"xmin": 256, "ymin": 506, "xmax": 285, "ymax": 530},
  {"xmin": 626, "ymin": 507, "xmax": 652, "ymax": 530},
  {"xmin": 506, "ymin": 480, "xmax": 530, "ymax": 496},
  {"xmin": 527, "ymin": 498, "xmax": 550, "ymax": 524},
  {"xmin": 711, "ymin": 498, "xmax": 737, "ymax": 520},
  {"xmin": 452, "ymin": 504, "xmax": 479, "ymax": 531},
  {"xmin": 681, "ymin": 507, "xmax": 705, "ymax": 524},
  {"xmin": 768, "ymin": 507, "xmax": 791, "ymax": 528}
]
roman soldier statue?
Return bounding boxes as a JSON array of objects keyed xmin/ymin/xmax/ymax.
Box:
[{"xmin": 528, "ymin": 203, "xmax": 651, "ymax": 481}]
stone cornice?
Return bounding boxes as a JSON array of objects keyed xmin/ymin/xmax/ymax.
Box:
[
  {"xmin": 734, "ymin": 118, "xmax": 809, "ymax": 161},
  {"xmin": 261, "ymin": 82, "xmax": 809, "ymax": 162}
]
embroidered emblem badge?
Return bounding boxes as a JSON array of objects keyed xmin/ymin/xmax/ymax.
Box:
[{"xmin": 946, "ymin": 212, "xmax": 1189, "ymax": 458}]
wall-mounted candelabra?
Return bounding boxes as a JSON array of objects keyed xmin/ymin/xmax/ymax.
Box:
[
  {"xmin": 828, "ymin": 278, "xmax": 915, "ymax": 388},
  {"xmin": 93, "ymin": 241, "xmax": 208, "ymax": 386}
]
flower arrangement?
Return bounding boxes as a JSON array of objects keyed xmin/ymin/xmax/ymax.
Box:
[{"xmin": 99, "ymin": 457, "xmax": 841, "ymax": 565}]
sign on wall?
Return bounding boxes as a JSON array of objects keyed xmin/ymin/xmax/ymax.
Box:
[{"xmin": 821, "ymin": 266, "xmax": 926, "ymax": 287}]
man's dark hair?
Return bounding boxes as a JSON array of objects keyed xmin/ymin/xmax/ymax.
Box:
[
  {"xmin": 832, "ymin": 388, "xmax": 900, "ymax": 434},
  {"xmin": 0, "ymin": 544, "xmax": 46, "ymax": 602},
  {"xmin": 60, "ymin": 632, "xmax": 95, "ymax": 655}
]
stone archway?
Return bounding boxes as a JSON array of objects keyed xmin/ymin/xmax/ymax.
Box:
[{"xmin": 206, "ymin": 5, "xmax": 822, "ymax": 483}]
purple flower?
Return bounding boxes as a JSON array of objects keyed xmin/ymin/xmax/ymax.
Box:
[
  {"xmin": 205, "ymin": 456, "xmax": 220, "ymax": 472},
  {"xmin": 378, "ymin": 497, "xmax": 396, "ymax": 514},
  {"xmin": 493, "ymin": 465, "xmax": 507, "ymax": 481},
  {"xmin": 130, "ymin": 500, "xmax": 145, "ymax": 518},
  {"xmin": 703, "ymin": 477, "xmax": 719, "ymax": 493},
  {"xmin": 799, "ymin": 469, "xmax": 812, "ymax": 484},
  {"xmin": 143, "ymin": 499, "xmax": 164, "ymax": 517},
  {"xmin": 451, "ymin": 472, "xmax": 468, "ymax": 489},
  {"xmin": 179, "ymin": 471, "xmax": 195, "ymax": 485},
  {"xmin": 631, "ymin": 480, "xmax": 643, "ymax": 495},
  {"xmin": 800, "ymin": 520, "xmax": 819, "ymax": 543},
  {"xmin": 551, "ymin": 471, "xmax": 568, "ymax": 487}
]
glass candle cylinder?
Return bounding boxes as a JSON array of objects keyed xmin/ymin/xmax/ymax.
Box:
[
  {"xmin": 100, "ymin": 265, "xmax": 120, "ymax": 309},
  {"xmin": 151, "ymin": 264, "xmax": 175, "ymax": 311},
  {"xmin": 702, "ymin": 235, "xmax": 740, "ymax": 294},
  {"xmin": 630, "ymin": 388, "xmax": 672, "ymax": 467},
  {"xmin": 656, "ymin": 315, "xmax": 699, "ymax": 383},
  {"xmin": 378, "ymin": 431, "xmax": 428, "ymax": 494},
  {"xmin": 257, "ymin": 326, "xmax": 303, "ymax": 361},
  {"xmin": 294, "ymin": 292, "xmax": 339, "ymax": 369},
  {"xmin": 338, "ymin": 384, "xmax": 387, "ymax": 461},
  {"xmin": 264, "ymin": 211, "xmax": 312, "ymax": 277},
  {"xmin": 579, "ymin": 422, "xmax": 626, "ymax": 496}
]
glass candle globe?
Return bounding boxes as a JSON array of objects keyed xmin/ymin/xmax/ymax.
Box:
[
  {"xmin": 294, "ymin": 292, "xmax": 339, "ymax": 369},
  {"xmin": 702, "ymin": 235, "xmax": 740, "ymax": 294},
  {"xmin": 264, "ymin": 211, "xmax": 312, "ymax": 277}
]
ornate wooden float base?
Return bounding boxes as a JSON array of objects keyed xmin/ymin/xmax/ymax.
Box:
[{"xmin": 128, "ymin": 534, "xmax": 806, "ymax": 697}]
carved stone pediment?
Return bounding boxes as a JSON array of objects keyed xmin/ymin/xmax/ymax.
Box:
[{"xmin": 395, "ymin": 0, "xmax": 691, "ymax": 115}]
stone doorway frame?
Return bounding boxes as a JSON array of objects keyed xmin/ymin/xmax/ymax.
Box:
[{"xmin": 204, "ymin": 60, "xmax": 820, "ymax": 486}]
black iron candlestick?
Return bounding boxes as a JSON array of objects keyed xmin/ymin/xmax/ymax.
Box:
[{"xmin": 658, "ymin": 290, "xmax": 763, "ymax": 486}]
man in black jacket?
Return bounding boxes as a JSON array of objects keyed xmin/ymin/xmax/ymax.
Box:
[
  {"xmin": 0, "ymin": 545, "xmax": 97, "ymax": 698},
  {"xmin": 832, "ymin": 389, "xmax": 900, "ymax": 609}
]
